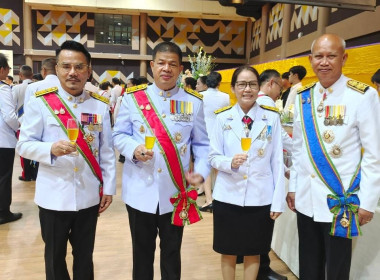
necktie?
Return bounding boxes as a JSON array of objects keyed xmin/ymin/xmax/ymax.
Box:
[{"xmin": 242, "ymin": 115, "xmax": 253, "ymax": 130}]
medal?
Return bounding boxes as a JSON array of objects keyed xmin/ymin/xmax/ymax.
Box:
[
  {"xmin": 88, "ymin": 123, "xmax": 94, "ymax": 131},
  {"xmin": 324, "ymin": 106, "xmax": 330, "ymax": 126},
  {"xmin": 340, "ymin": 211, "xmax": 350, "ymax": 228},
  {"xmin": 329, "ymin": 144, "xmax": 342, "ymax": 158},
  {"xmin": 307, "ymin": 97, "xmax": 311, "ymax": 104},
  {"xmin": 174, "ymin": 132, "xmax": 182, "ymax": 143},
  {"xmin": 180, "ymin": 144, "xmax": 187, "ymax": 156},
  {"xmin": 317, "ymin": 103, "xmax": 324, "ymax": 113},
  {"xmin": 145, "ymin": 104, "xmax": 151, "ymax": 111},
  {"xmin": 322, "ymin": 130, "xmax": 334, "ymax": 143},
  {"xmin": 59, "ymin": 108, "xmax": 65, "ymax": 114},
  {"xmin": 179, "ymin": 209, "xmax": 188, "ymax": 220},
  {"xmin": 84, "ymin": 132, "xmax": 95, "ymax": 145},
  {"xmin": 258, "ymin": 148, "xmax": 265, "ymax": 157},
  {"xmin": 139, "ymin": 105, "xmax": 144, "ymax": 110},
  {"xmin": 54, "ymin": 109, "xmax": 59, "ymax": 115}
]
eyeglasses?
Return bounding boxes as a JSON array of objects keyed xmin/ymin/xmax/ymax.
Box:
[
  {"xmin": 235, "ymin": 81, "xmax": 259, "ymax": 90},
  {"xmin": 57, "ymin": 63, "xmax": 89, "ymax": 73},
  {"xmin": 272, "ymin": 80, "xmax": 283, "ymax": 91}
]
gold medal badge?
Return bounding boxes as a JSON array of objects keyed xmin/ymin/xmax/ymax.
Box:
[
  {"xmin": 322, "ymin": 130, "xmax": 335, "ymax": 144},
  {"xmin": 84, "ymin": 132, "xmax": 95, "ymax": 145},
  {"xmin": 340, "ymin": 211, "xmax": 350, "ymax": 228},
  {"xmin": 88, "ymin": 123, "xmax": 94, "ymax": 131},
  {"xmin": 329, "ymin": 144, "xmax": 342, "ymax": 158},
  {"xmin": 179, "ymin": 209, "xmax": 188, "ymax": 220},
  {"xmin": 257, "ymin": 148, "xmax": 265, "ymax": 157},
  {"xmin": 174, "ymin": 132, "xmax": 182, "ymax": 143},
  {"xmin": 180, "ymin": 144, "xmax": 187, "ymax": 156},
  {"xmin": 139, "ymin": 125, "xmax": 145, "ymax": 134}
]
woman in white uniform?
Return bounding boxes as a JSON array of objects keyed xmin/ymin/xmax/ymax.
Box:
[{"xmin": 208, "ymin": 65, "xmax": 285, "ymax": 279}]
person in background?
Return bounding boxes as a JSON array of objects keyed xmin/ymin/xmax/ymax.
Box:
[
  {"xmin": 280, "ymin": 72, "xmax": 291, "ymax": 108},
  {"xmin": 284, "ymin": 65, "xmax": 307, "ymax": 113},
  {"xmin": 209, "ymin": 65, "xmax": 285, "ymax": 280},
  {"xmin": 17, "ymin": 40, "xmax": 116, "ymax": 279},
  {"xmin": 24, "ymin": 58, "xmax": 59, "ymax": 108},
  {"xmin": 0, "ymin": 53, "xmax": 22, "ymax": 225},
  {"xmin": 184, "ymin": 76, "xmax": 197, "ymax": 91},
  {"xmin": 137, "ymin": 76, "xmax": 149, "ymax": 85},
  {"xmin": 287, "ymin": 34, "xmax": 380, "ymax": 280},
  {"xmin": 196, "ymin": 75, "xmax": 208, "ymax": 92},
  {"xmin": 12, "ymin": 65, "xmax": 38, "ymax": 182},
  {"xmin": 32, "ymin": 73, "xmax": 44, "ymax": 82},
  {"xmin": 113, "ymin": 41, "xmax": 210, "ymax": 280},
  {"xmin": 199, "ymin": 71, "xmax": 230, "ymax": 212},
  {"xmin": 110, "ymin": 77, "xmax": 123, "ymax": 112},
  {"xmin": 371, "ymin": 68, "xmax": 380, "ymax": 93},
  {"xmin": 5, "ymin": 75, "xmax": 13, "ymax": 86}
]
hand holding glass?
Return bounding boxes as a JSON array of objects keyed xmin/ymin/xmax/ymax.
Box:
[{"xmin": 67, "ymin": 118, "xmax": 79, "ymax": 156}]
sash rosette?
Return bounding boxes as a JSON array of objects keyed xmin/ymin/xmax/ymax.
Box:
[
  {"xmin": 299, "ymin": 87, "xmax": 361, "ymax": 238},
  {"xmin": 132, "ymin": 90, "xmax": 202, "ymax": 226},
  {"xmin": 39, "ymin": 90, "xmax": 104, "ymax": 197}
]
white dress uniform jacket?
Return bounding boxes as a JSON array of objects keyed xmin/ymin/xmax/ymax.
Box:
[
  {"xmin": 24, "ymin": 74, "xmax": 60, "ymax": 111},
  {"xmin": 113, "ymin": 83, "xmax": 210, "ymax": 215},
  {"xmin": 289, "ymin": 75, "xmax": 380, "ymax": 222},
  {"xmin": 284, "ymin": 82, "xmax": 302, "ymax": 113},
  {"xmin": 12, "ymin": 79, "xmax": 33, "ymax": 124},
  {"xmin": 209, "ymin": 103, "xmax": 285, "ymax": 212},
  {"xmin": 16, "ymin": 85, "xmax": 116, "ymax": 211},
  {"xmin": 202, "ymin": 88, "xmax": 230, "ymax": 134},
  {"xmin": 0, "ymin": 81, "xmax": 18, "ymax": 148}
]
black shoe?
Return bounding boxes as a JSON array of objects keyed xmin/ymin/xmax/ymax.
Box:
[
  {"xmin": 18, "ymin": 176, "xmax": 32, "ymax": 182},
  {"xmin": 197, "ymin": 191, "xmax": 205, "ymax": 196},
  {"xmin": 257, "ymin": 268, "xmax": 287, "ymax": 280},
  {"xmin": 0, "ymin": 212, "xmax": 22, "ymax": 225},
  {"xmin": 199, "ymin": 203, "xmax": 213, "ymax": 213}
]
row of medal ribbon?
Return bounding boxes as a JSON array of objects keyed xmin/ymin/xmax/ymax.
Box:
[
  {"xmin": 170, "ymin": 100, "xmax": 193, "ymax": 122},
  {"xmin": 81, "ymin": 113, "xmax": 103, "ymax": 132},
  {"xmin": 319, "ymin": 105, "xmax": 346, "ymax": 126}
]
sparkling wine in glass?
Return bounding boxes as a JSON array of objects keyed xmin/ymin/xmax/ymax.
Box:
[{"xmin": 67, "ymin": 118, "xmax": 79, "ymax": 156}]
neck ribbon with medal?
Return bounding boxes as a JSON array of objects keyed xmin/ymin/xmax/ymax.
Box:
[
  {"xmin": 37, "ymin": 88, "xmax": 104, "ymax": 197},
  {"xmin": 131, "ymin": 89, "xmax": 202, "ymax": 226},
  {"xmin": 299, "ymin": 86, "xmax": 361, "ymax": 238}
]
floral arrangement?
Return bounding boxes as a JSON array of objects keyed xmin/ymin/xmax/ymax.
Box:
[{"xmin": 188, "ymin": 47, "xmax": 216, "ymax": 80}]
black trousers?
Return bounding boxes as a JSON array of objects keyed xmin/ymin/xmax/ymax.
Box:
[
  {"xmin": 0, "ymin": 148, "xmax": 15, "ymax": 214},
  {"xmin": 127, "ymin": 204, "xmax": 184, "ymax": 280},
  {"xmin": 297, "ymin": 211, "xmax": 352, "ymax": 280},
  {"xmin": 20, "ymin": 157, "xmax": 39, "ymax": 180},
  {"xmin": 39, "ymin": 205, "xmax": 99, "ymax": 280}
]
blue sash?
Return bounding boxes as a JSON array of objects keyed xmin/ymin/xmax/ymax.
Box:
[
  {"xmin": 18, "ymin": 105, "xmax": 24, "ymax": 118},
  {"xmin": 299, "ymin": 87, "xmax": 361, "ymax": 238}
]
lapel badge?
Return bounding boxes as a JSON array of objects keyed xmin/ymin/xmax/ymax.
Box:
[
  {"xmin": 139, "ymin": 105, "xmax": 144, "ymax": 110},
  {"xmin": 167, "ymin": 92, "xmax": 171, "ymax": 97},
  {"xmin": 59, "ymin": 108, "xmax": 65, "ymax": 114},
  {"xmin": 257, "ymin": 148, "xmax": 265, "ymax": 157},
  {"xmin": 262, "ymin": 114, "xmax": 267, "ymax": 121},
  {"xmin": 84, "ymin": 132, "xmax": 95, "ymax": 145},
  {"xmin": 139, "ymin": 125, "xmax": 146, "ymax": 134},
  {"xmin": 159, "ymin": 91, "xmax": 163, "ymax": 96},
  {"xmin": 174, "ymin": 132, "xmax": 182, "ymax": 143},
  {"xmin": 329, "ymin": 144, "xmax": 342, "ymax": 158},
  {"xmin": 180, "ymin": 144, "xmax": 187, "ymax": 156},
  {"xmin": 79, "ymin": 97, "xmax": 84, "ymax": 103},
  {"xmin": 67, "ymin": 96, "xmax": 73, "ymax": 101},
  {"xmin": 54, "ymin": 109, "xmax": 59, "ymax": 115},
  {"xmin": 322, "ymin": 130, "xmax": 335, "ymax": 144},
  {"xmin": 145, "ymin": 104, "xmax": 151, "ymax": 111}
]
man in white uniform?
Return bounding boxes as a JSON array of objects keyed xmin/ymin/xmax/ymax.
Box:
[
  {"xmin": 0, "ymin": 53, "xmax": 22, "ymax": 225},
  {"xmin": 287, "ymin": 34, "xmax": 380, "ymax": 279},
  {"xmin": 17, "ymin": 40, "xmax": 116, "ymax": 280},
  {"xmin": 12, "ymin": 65, "xmax": 36, "ymax": 181},
  {"xmin": 283, "ymin": 65, "xmax": 306, "ymax": 113},
  {"xmin": 113, "ymin": 41, "xmax": 210, "ymax": 280}
]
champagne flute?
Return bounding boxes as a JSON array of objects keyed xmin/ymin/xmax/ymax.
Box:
[
  {"xmin": 241, "ymin": 127, "xmax": 251, "ymax": 167},
  {"xmin": 143, "ymin": 128, "xmax": 156, "ymax": 185},
  {"xmin": 67, "ymin": 118, "xmax": 79, "ymax": 156}
]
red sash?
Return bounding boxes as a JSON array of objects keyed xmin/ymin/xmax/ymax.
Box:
[
  {"xmin": 40, "ymin": 91, "xmax": 103, "ymax": 197},
  {"xmin": 132, "ymin": 90, "xmax": 202, "ymax": 226}
]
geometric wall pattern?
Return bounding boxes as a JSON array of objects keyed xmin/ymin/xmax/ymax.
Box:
[
  {"xmin": 0, "ymin": 8, "xmax": 20, "ymax": 46},
  {"xmin": 147, "ymin": 16, "xmax": 246, "ymax": 58},
  {"xmin": 36, "ymin": 11, "xmax": 94, "ymax": 47},
  {"xmin": 266, "ymin": 4, "xmax": 284, "ymax": 44},
  {"xmin": 251, "ymin": 18, "xmax": 262, "ymax": 55},
  {"xmin": 290, "ymin": 5, "xmax": 318, "ymax": 32},
  {"xmin": 93, "ymin": 70, "xmax": 129, "ymax": 84}
]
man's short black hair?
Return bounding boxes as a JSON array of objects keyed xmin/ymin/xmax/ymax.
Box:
[
  {"xmin": 259, "ymin": 69, "xmax": 280, "ymax": 84},
  {"xmin": 184, "ymin": 77, "xmax": 197, "ymax": 90},
  {"xmin": 371, "ymin": 69, "xmax": 380, "ymax": 84},
  {"xmin": 56, "ymin": 40, "xmax": 91, "ymax": 64},
  {"xmin": 289, "ymin": 65, "xmax": 307, "ymax": 80},
  {"xmin": 282, "ymin": 72, "xmax": 290, "ymax": 80},
  {"xmin": 206, "ymin": 72, "xmax": 222, "ymax": 88},
  {"xmin": 0, "ymin": 53, "xmax": 9, "ymax": 69},
  {"xmin": 112, "ymin": 77, "xmax": 121, "ymax": 85},
  {"xmin": 152, "ymin": 41, "xmax": 182, "ymax": 64}
]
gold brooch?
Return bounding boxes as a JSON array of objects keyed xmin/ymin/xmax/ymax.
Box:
[
  {"xmin": 180, "ymin": 144, "xmax": 187, "ymax": 156},
  {"xmin": 174, "ymin": 132, "xmax": 182, "ymax": 143},
  {"xmin": 257, "ymin": 148, "xmax": 265, "ymax": 157},
  {"xmin": 329, "ymin": 144, "xmax": 342, "ymax": 158},
  {"xmin": 322, "ymin": 130, "xmax": 334, "ymax": 144}
]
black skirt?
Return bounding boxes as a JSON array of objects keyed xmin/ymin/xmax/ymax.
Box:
[{"xmin": 213, "ymin": 200, "xmax": 274, "ymax": 256}]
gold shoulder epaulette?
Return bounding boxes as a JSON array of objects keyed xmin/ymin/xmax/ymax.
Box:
[
  {"xmin": 185, "ymin": 88, "xmax": 203, "ymax": 100},
  {"xmin": 347, "ymin": 79, "xmax": 369, "ymax": 94},
  {"xmin": 297, "ymin": 82, "xmax": 316, "ymax": 94},
  {"xmin": 35, "ymin": 87, "xmax": 58, "ymax": 97},
  {"xmin": 90, "ymin": 92, "xmax": 110, "ymax": 104},
  {"xmin": 214, "ymin": 105, "xmax": 232, "ymax": 114},
  {"xmin": 260, "ymin": 105, "xmax": 280, "ymax": 114},
  {"xmin": 126, "ymin": 84, "xmax": 148, "ymax": 94}
]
